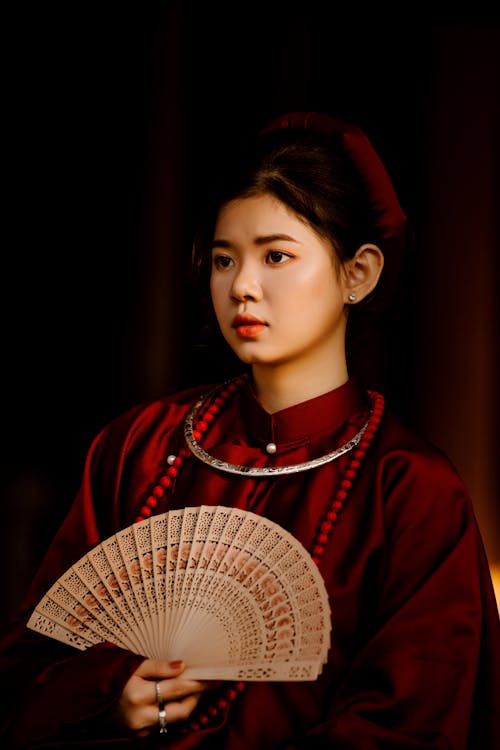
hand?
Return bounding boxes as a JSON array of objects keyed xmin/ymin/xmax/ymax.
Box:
[{"xmin": 114, "ymin": 658, "xmax": 221, "ymax": 737}]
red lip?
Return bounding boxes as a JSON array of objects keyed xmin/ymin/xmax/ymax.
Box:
[
  {"xmin": 231, "ymin": 314, "xmax": 266, "ymax": 328},
  {"xmin": 231, "ymin": 314, "xmax": 267, "ymax": 339}
]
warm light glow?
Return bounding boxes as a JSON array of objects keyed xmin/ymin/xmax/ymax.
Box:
[{"xmin": 490, "ymin": 565, "xmax": 500, "ymax": 615}]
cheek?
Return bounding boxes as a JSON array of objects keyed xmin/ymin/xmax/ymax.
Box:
[
  {"xmin": 210, "ymin": 277, "xmax": 227, "ymax": 318},
  {"xmin": 279, "ymin": 265, "xmax": 341, "ymax": 307},
  {"xmin": 209, "ymin": 275, "xmax": 220, "ymax": 304}
]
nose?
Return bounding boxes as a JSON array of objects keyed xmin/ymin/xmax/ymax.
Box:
[{"xmin": 230, "ymin": 262, "xmax": 262, "ymax": 302}]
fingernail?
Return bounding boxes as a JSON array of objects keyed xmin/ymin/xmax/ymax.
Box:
[{"xmin": 170, "ymin": 659, "xmax": 184, "ymax": 669}]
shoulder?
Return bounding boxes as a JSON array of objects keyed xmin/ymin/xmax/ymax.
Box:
[
  {"xmin": 376, "ymin": 407, "xmax": 465, "ymax": 483},
  {"xmin": 91, "ymin": 382, "xmax": 217, "ymax": 453},
  {"xmin": 372, "ymin": 405, "xmax": 474, "ymax": 525}
]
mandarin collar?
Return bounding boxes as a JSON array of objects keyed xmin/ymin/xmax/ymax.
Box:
[{"xmin": 241, "ymin": 377, "xmax": 367, "ymax": 448}]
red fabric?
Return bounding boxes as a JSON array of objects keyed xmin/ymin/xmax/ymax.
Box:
[
  {"xmin": 260, "ymin": 111, "xmax": 409, "ymax": 307},
  {"xmin": 1, "ymin": 378, "xmax": 499, "ymax": 749},
  {"xmin": 260, "ymin": 111, "xmax": 407, "ymax": 250}
]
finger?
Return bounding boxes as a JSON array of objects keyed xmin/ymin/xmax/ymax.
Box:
[
  {"xmin": 134, "ymin": 658, "xmax": 185, "ymax": 679},
  {"xmin": 199, "ymin": 679, "xmax": 224, "ymax": 691},
  {"xmin": 155, "ymin": 676, "xmax": 213, "ymax": 703},
  {"xmin": 150, "ymin": 691, "xmax": 203, "ymax": 728},
  {"xmin": 114, "ymin": 679, "xmax": 202, "ymax": 736}
]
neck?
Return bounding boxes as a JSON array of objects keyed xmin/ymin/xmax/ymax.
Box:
[{"xmin": 251, "ymin": 357, "xmax": 349, "ymax": 414}]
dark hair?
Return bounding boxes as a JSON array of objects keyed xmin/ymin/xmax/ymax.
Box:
[
  {"xmin": 191, "ymin": 127, "xmax": 378, "ymax": 303},
  {"xmin": 188, "ymin": 122, "xmax": 409, "ymax": 388}
]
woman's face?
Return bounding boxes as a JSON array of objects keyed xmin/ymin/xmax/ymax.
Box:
[{"xmin": 210, "ymin": 194, "xmax": 349, "ymax": 374}]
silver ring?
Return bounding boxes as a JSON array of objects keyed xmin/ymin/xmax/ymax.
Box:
[
  {"xmin": 155, "ymin": 682, "xmax": 167, "ymax": 734},
  {"xmin": 158, "ymin": 705, "xmax": 167, "ymax": 734},
  {"xmin": 155, "ymin": 681, "xmax": 163, "ymax": 705}
]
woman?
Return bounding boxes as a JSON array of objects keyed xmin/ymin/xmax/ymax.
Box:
[{"xmin": 1, "ymin": 112, "xmax": 498, "ymax": 749}]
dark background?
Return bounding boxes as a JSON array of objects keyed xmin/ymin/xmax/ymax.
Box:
[{"xmin": 2, "ymin": 4, "xmax": 499, "ymax": 626}]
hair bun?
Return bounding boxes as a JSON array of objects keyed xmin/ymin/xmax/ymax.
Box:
[{"xmin": 260, "ymin": 112, "xmax": 409, "ymax": 310}]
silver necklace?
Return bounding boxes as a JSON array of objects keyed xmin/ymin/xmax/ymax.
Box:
[{"xmin": 183, "ymin": 384, "xmax": 370, "ymax": 477}]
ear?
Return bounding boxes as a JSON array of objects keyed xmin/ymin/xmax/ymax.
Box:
[{"xmin": 342, "ymin": 244, "xmax": 384, "ymax": 304}]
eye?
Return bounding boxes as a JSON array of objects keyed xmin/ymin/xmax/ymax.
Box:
[
  {"xmin": 212, "ymin": 254, "xmax": 234, "ymax": 270},
  {"xmin": 266, "ymin": 250, "xmax": 291, "ymax": 265}
]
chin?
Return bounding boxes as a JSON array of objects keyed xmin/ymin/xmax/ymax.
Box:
[
  {"xmin": 231, "ymin": 350, "xmax": 260, "ymax": 365},
  {"xmin": 223, "ymin": 339, "xmax": 259, "ymax": 363}
]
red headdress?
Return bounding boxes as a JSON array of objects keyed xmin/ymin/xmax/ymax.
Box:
[{"xmin": 260, "ymin": 111, "xmax": 409, "ymax": 309}]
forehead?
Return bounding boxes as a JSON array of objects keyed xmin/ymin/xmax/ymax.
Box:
[{"xmin": 214, "ymin": 194, "xmax": 317, "ymax": 243}]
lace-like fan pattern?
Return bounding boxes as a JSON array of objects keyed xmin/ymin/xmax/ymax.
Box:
[{"xmin": 28, "ymin": 506, "xmax": 332, "ymax": 681}]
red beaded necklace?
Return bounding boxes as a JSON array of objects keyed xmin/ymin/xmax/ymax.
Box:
[{"xmin": 134, "ymin": 374, "xmax": 384, "ymax": 733}]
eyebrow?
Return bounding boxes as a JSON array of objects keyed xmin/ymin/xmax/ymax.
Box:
[{"xmin": 212, "ymin": 233, "xmax": 299, "ymax": 249}]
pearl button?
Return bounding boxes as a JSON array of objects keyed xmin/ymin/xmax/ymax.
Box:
[{"xmin": 266, "ymin": 442, "xmax": 277, "ymax": 454}]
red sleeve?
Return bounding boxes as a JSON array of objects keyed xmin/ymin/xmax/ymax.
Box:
[
  {"xmin": 0, "ymin": 390, "xmax": 207, "ymax": 749},
  {"xmin": 291, "ymin": 448, "xmax": 500, "ymax": 748},
  {"xmin": 2, "ymin": 641, "xmax": 144, "ymax": 747},
  {"xmin": 0, "ymin": 420, "xmax": 147, "ymax": 747},
  {"xmin": 168, "ymin": 442, "xmax": 500, "ymax": 750}
]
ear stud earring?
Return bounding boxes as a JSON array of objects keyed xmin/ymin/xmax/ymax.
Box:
[{"xmin": 348, "ymin": 293, "xmax": 357, "ymax": 302}]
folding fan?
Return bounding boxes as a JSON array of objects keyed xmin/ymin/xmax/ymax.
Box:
[{"xmin": 28, "ymin": 506, "xmax": 331, "ymax": 681}]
